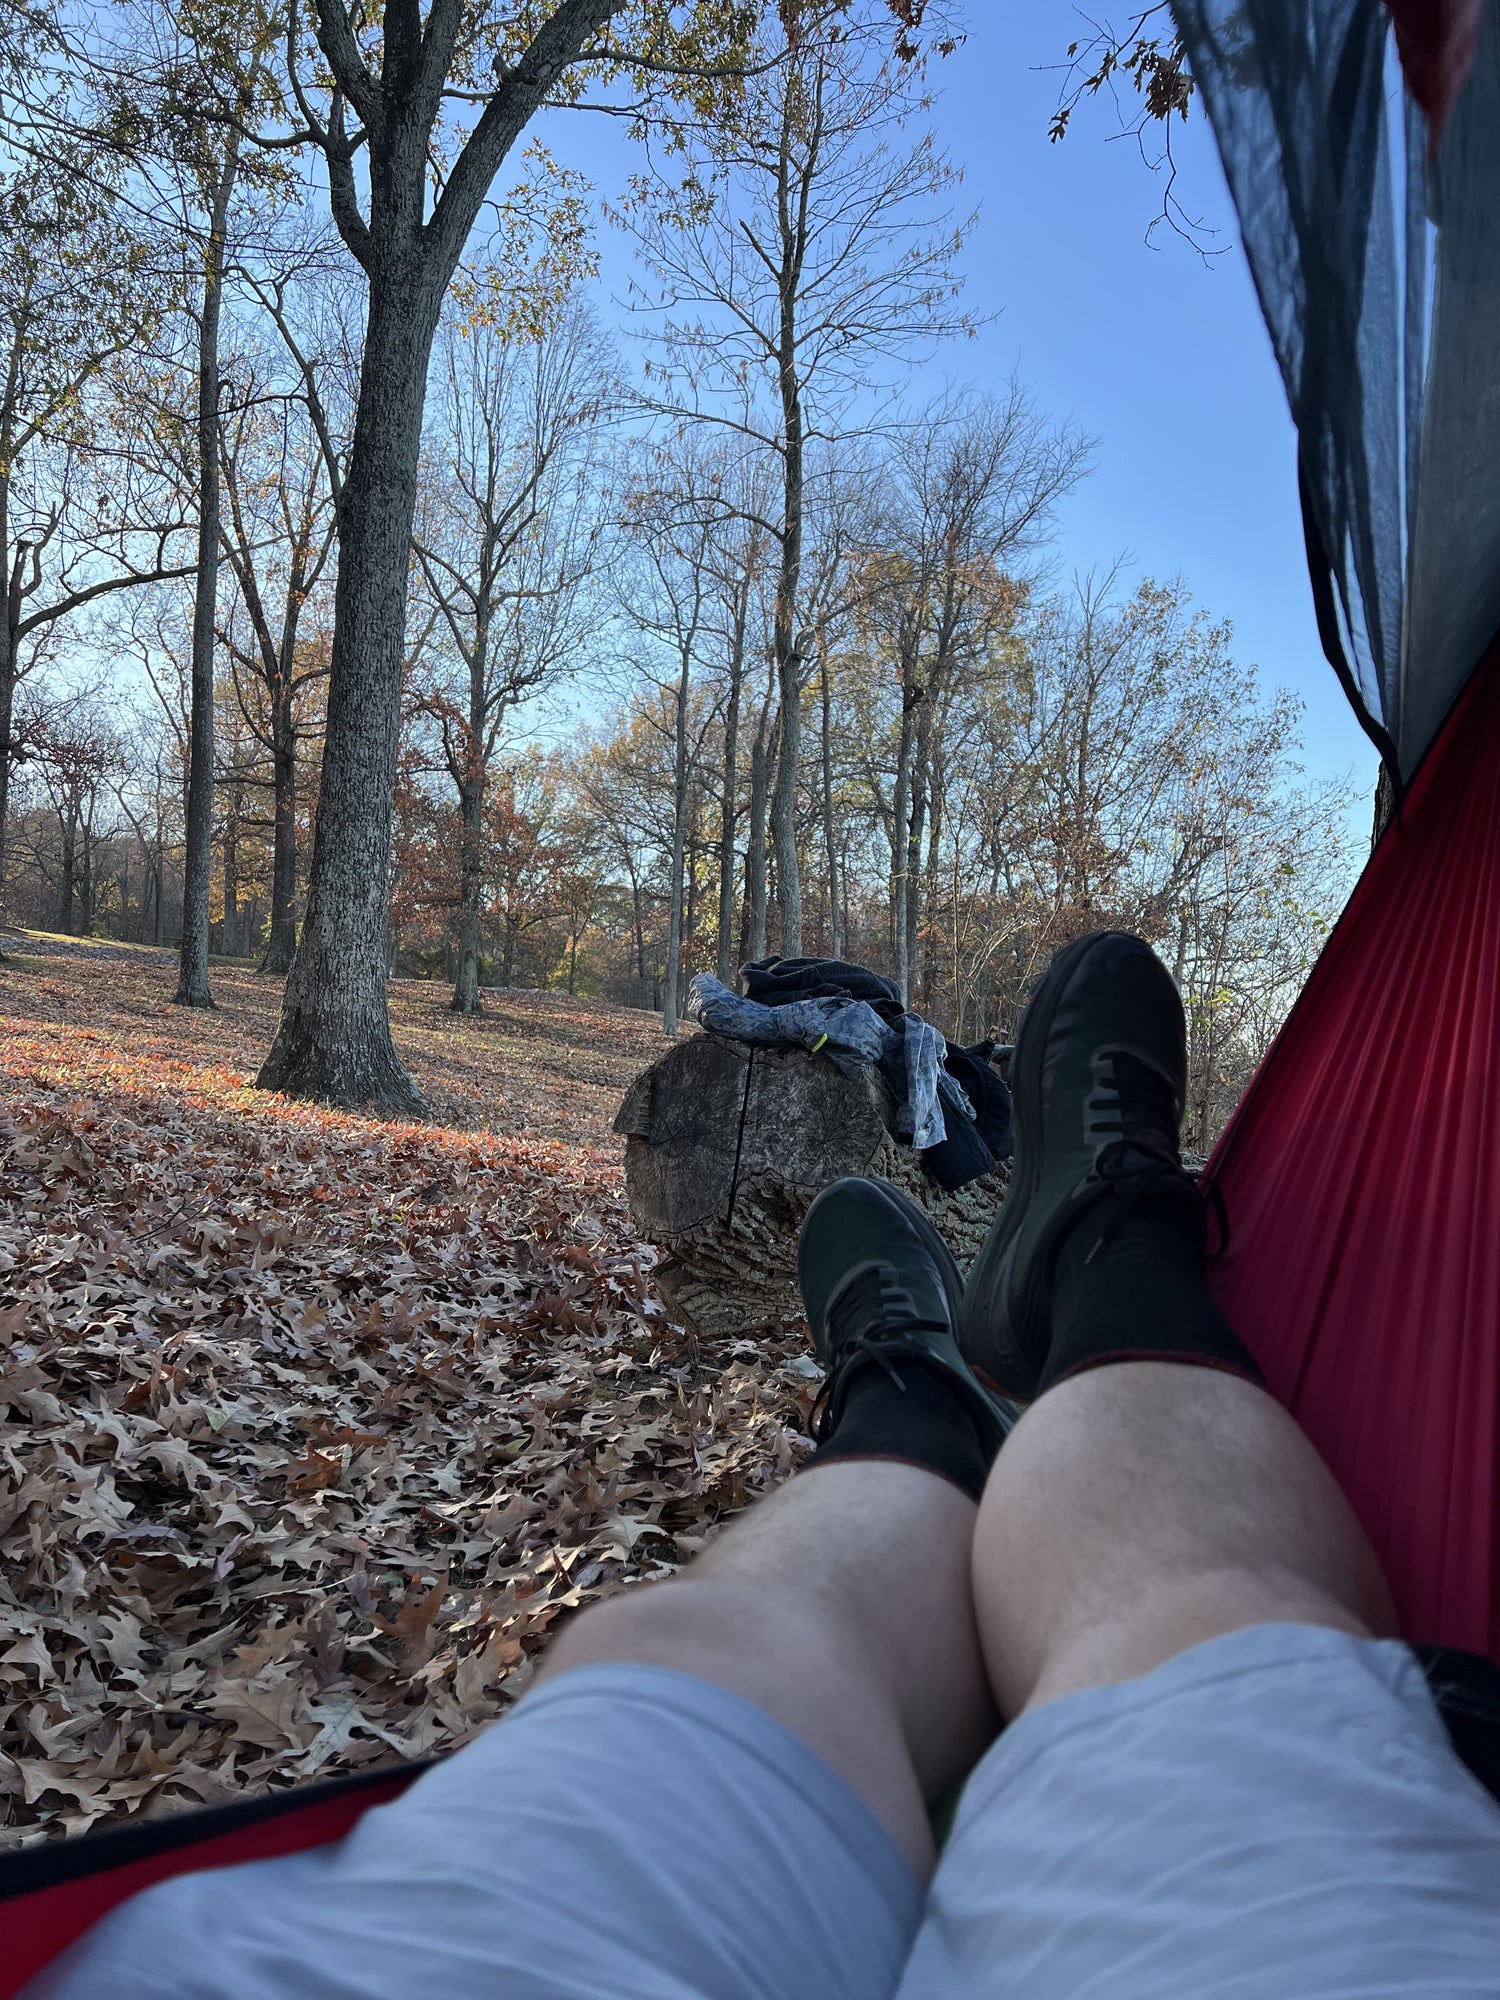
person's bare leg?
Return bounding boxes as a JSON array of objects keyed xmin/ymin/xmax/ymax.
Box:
[
  {"xmin": 537, "ymin": 1459, "xmax": 996, "ymax": 1876},
  {"xmin": 973, "ymin": 1361, "xmax": 1397, "ymax": 1719}
]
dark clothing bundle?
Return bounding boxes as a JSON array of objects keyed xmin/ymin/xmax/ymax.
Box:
[
  {"xmin": 689, "ymin": 956, "xmax": 1012, "ymax": 1190},
  {"xmin": 742, "ymin": 957, "xmax": 904, "ymax": 1012}
]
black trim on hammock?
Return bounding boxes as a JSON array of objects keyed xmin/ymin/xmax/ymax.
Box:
[
  {"xmin": 0, "ymin": 1756, "xmax": 435, "ymax": 1902},
  {"xmin": 1298, "ymin": 453, "xmax": 1406, "ymax": 810}
]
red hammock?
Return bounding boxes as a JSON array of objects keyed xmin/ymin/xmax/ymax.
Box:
[
  {"xmin": 1209, "ymin": 640, "xmax": 1500, "ymax": 1663},
  {"xmin": 0, "ymin": 1763, "xmax": 429, "ymax": 1998}
]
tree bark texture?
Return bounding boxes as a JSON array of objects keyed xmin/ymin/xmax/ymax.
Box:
[
  {"xmin": 176, "ymin": 139, "xmax": 238, "ymax": 1010},
  {"xmin": 256, "ymin": 258, "xmax": 443, "ymax": 1109},
  {"xmin": 262, "ymin": 0, "xmax": 623, "ymax": 1105},
  {"xmin": 616, "ymin": 1035, "xmax": 1010, "ymax": 1338}
]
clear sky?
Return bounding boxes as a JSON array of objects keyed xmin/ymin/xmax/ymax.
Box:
[{"xmin": 536, "ymin": 3, "xmax": 1379, "ymax": 812}]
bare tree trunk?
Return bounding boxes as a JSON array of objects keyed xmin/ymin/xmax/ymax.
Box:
[
  {"xmin": 262, "ymin": 694, "xmax": 300, "ymax": 973},
  {"xmin": 906, "ymin": 702, "xmax": 934, "ymax": 1005},
  {"xmin": 58, "ymin": 807, "xmax": 77, "ymax": 933},
  {"xmin": 819, "ymin": 643, "xmax": 840, "ymax": 957},
  {"xmin": 176, "ymin": 138, "xmax": 238, "ymax": 1010},
  {"xmin": 450, "ymin": 772, "xmax": 484, "ymax": 1013},
  {"xmin": 742, "ymin": 697, "xmax": 774, "ymax": 965},
  {"xmin": 715, "ymin": 622, "xmax": 744, "ymax": 984},
  {"xmin": 628, "ymin": 853, "xmax": 648, "ymax": 1006},
  {"xmin": 922, "ymin": 738, "xmax": 945, "ymax": 1014},
  {"xmin": 769, "ymin": 115, "xmax": 806, "ymax": 955},
  {"xmin": 222, "ymin": 803, "xmax": 240, "ymax": 957},
  {"xmin": 769, "ymin": 408, "xmax": 804, "ymax": 953},
  {"xmin": 662, "ymin": 643, "xmax": 692, "ymax": 1035},
  {"xmin": 80, "ymin": 817, "xmax": 94, "ymax": 934},
  {"xmin": 257, "ymin": 255, "xmax": 442, "ymax": 1111},
  {"xmin": 891, "ymin": 683, "xmax": 917, "ymax": 1003},
  {"xmin": 0, "ymin": 600, "xmax": 15, "ymax": 937}
]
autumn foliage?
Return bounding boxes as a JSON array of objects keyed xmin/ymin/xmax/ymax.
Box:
[{"xmin": 0, "ymin": 944, "xmax": 815, "ymax": 1846}]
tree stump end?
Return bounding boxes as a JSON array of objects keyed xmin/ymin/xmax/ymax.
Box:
[{"xmin": 617, "ymin": 1034, "xmax": 1009, "ymax": 1339}]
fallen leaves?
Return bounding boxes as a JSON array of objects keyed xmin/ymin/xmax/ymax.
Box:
[{"xmin": 0, "ymin": 951, "xmax": 816, "ymax": 1847}]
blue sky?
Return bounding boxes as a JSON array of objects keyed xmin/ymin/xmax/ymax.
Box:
[{"xmin": 537, "ymin": 3, "xmax": 1379, "ymax": 811}]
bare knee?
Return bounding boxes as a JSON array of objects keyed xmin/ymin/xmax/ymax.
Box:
[{"xmin": 968, "ymin": 1366, "xmax": 1397, "ymax": 1717}]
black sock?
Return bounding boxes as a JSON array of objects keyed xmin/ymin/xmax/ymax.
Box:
[
  {"xmin": 1048, "ymin": 1192, "xmax": 1272, "ymax": 1400},
  {"xmin": 810, "ymin": 1355, "xmax": 996, "ymax": 1501},
  {"xmin": 1042, "ymin": 1194, "xmax": 1264, "ymax": 1394}
]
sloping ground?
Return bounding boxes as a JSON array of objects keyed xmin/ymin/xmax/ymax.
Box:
[
  {"xmin": 0, "ymin": 944, "xmax": 815, "ymax": 1848},
  {"xmin": 1, "ymin": 935, "xmax": 673, "ymax": 1146}
]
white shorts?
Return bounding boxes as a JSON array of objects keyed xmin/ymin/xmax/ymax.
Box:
[{"xmin": 28, "ymin": 1626, "xmax": 1500, "ymax": 2000}]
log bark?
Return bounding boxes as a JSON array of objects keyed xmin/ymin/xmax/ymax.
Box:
[{"xmin": 617, "ymin": 1034, "xmax": 1009, "ymax": 1338}]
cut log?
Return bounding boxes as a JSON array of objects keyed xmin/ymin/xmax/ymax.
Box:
[{"xmin": 615, "ymin": 1034, "xmax": 1009, "ymax": 1338}]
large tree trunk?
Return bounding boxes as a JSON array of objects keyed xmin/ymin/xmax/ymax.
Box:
[
  {"xmin": 450, "ymin": 774, "xmax": 484, "ymax": 1014},
  {"xmin": 176, "ymin": 139, "xmax": 238, "ymax": 1010},
  {"xmin": 262, "ymin": 692, "xmax": 300, "ymax": 973},
  {"xmin": 257, "ymin": 255, "xmax": 442, "ymax": 1111}
]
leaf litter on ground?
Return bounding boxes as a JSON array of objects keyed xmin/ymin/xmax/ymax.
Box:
[{"xmin": 0, "ymin": 943, "xmax": 816, "ymax": 1847}]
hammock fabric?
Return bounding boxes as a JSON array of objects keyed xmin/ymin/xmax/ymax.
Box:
[
  {"xmin": 0, "ymin": 1762, "xmax": 430, "ymax": 1998},
  {"xmin": 1176, "ymin": 0, "xmax": 1500, "ymax": 1662},
  {"xmin": 1208, "ymin": 639, "xmax": 1500, "ymax": 1660}
]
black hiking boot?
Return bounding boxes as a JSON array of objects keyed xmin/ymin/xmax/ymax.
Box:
[
  {"xmin": 959, "ymin": 930, "xmax": 1205, "ymax": 1401},
  {"xmin": 798, "ymin": 1177, "xmax": 1015, "ymax": 1459}
]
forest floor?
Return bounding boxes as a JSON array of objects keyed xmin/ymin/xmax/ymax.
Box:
[{"xmin": 0, "ymin": 935, "xmax": 816, "ymax": 1848}]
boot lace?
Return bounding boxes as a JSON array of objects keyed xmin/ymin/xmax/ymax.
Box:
[
  {"xmin": 810, "ymin": 1263, "xmax": 949, "ymax": 1442},
  {"xmin": 1078, "ymin": 1047, "xmax": 1202, "ymax": 1267}
]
